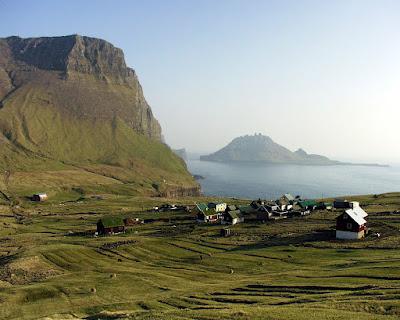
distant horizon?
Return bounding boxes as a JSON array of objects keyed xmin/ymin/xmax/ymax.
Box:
[{"xmin": 1, "ymin": 0, "xmax": 399, "ymax": 163}]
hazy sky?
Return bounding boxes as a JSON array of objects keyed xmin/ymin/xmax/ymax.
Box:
[{"xmin": 1, "ymin": 0, "xmax": 399, "ymax": 163}]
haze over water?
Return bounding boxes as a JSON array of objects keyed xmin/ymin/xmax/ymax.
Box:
[{"xmin": 187, "ymin": 160, "xmax": 400, "ymax": 199}]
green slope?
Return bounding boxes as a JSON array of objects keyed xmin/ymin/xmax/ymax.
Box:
[{"xmin": 0, "ymin": 75, "xmax": 198, "ymax": 198}]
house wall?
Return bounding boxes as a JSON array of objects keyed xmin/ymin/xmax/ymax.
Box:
[
  {"xmin": 336, "ymin": 230, "xmax": 365, "ymax": 240},
  {"xmin": 336, "ymin": 213, "xmax": 365, "ymax": 233}
]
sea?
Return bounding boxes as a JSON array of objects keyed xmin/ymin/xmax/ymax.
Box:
[{"xmin": 187, "ymin": 160, "xmax": 400, "ymax": 199}]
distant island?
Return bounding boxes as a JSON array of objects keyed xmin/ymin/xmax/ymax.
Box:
[{"xmin": 200, "ymin": 134, "xmax": 387, "ymax": 167}]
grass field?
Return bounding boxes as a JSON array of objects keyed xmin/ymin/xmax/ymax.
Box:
[{"xmin": 0, "ymin": 192, "xmax": 399, "ymax": 319}]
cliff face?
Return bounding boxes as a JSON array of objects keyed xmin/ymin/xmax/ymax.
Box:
[
  {"xmin": 0, "ymin": 35, "xmax": 161, "ymax": 140},
  {"xmin": 0, "ymin": 35, "xmax": 199, "ymax": 196}
]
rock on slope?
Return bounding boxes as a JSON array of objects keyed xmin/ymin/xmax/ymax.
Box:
[
  {"xmin": 200, "ymin": 134, "xmax": 340, "ymax": 165},
  {"xmin": 0, "ymin": 35, "xmax": 199, "ymax": 196}
]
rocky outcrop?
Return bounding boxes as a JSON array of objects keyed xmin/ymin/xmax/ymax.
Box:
[
  {"xmin": 0, "ymin": 35, "xmax": 161, "ymax": 140},
  {"xmin": 0, "ymin": 35, "xmax": 199, "ymax": 195}
]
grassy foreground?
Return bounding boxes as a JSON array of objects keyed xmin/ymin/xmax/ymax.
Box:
[{"xmin": 0, "ymin": 192, "xmax": 399, "ymax": 319}]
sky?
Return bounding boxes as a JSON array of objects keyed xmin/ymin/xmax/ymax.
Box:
[{"xmin": 0, "ymin": 0, "xmax": 399, "ymax": 163}]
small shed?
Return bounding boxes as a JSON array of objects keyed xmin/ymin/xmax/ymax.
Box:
[
  {"xmin": 336, "ymin": 207, "xmax": 368, "ymax": 240},
  {"xmin": 220, "ymin": 228, "xmax": 231, "ymax": 237},
  {"xmin": 97, "ymin": 217, "xmax": 125, "ymax": 235},
  {"xmin": 32, "ymin": 193, "xmax": 48, "ymax": 202}
]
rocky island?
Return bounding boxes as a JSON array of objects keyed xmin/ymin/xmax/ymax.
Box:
[{"xmin": 201, "ymin": 134, "xmax": 386, "ymax": 166}]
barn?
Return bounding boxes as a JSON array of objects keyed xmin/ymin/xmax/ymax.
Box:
[
  {"xmin": 336, "ymin": 207, "xmax": 368, "ymax": 240},
  {"xmin": 97, "ymin": 217, "xmax": 125, "ymax": 235}
]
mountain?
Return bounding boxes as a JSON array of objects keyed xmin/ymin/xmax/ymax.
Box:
[
  {"xmin": 200, "ymin": 134, "xmax": 341, "ymax": 165},
  {"xmin": 0, "ymin": 35, "xmax": 199, "ymax": 197}
]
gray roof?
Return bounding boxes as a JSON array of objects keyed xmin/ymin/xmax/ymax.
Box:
[{"xmin": 284, "ymin": 193, "xmax": 295, "ymax": 201}]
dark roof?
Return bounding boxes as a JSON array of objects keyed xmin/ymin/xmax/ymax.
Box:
[{"xmin": 99, "ymin": 216, "xmax": 124, "ymax": 228}]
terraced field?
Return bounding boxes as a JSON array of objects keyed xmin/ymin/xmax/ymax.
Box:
[{"xmin": 0, "ymin": 193, "xmax": 399, "ymax": 319}]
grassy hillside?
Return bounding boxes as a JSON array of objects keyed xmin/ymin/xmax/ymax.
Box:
[
  {"xmin": 0, "ymin": 192, "xmax": 399, "ymax": 319},
  {"xmin": 0, "ymin": 76, "xmax": 198, "ymax": 198},
  {"xmin": 0, "ymin": 35, "xmax": 199, "ymax": 198}
]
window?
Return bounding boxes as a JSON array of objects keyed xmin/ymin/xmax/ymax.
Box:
[{"xmin": 347, "ymin": 222, "xmax": 353, "ymax": 230}]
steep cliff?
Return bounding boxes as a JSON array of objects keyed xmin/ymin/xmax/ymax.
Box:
[{"xmin": 0, "ymin": 35, "xmax": 199, "ymax": 197}]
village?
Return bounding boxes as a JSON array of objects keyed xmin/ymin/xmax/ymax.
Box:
[
  {"xmin": 36, "ymin": 190, "xmax": 369, "ymax": 241},
  {"xmin": 6, "ymin": 190, "xmax": 399, "ymax": 320}
]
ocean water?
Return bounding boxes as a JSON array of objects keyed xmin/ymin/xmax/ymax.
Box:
[{"xmin": 187, "ymin": 160, "xmax": 400, "ymax": 199}]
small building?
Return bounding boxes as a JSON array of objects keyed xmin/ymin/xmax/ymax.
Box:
[
  {"xmin": 97, "ymin": 217, "xmax": 125, "ymax": 235},
  {"xmin": 195, "ymin": 203, "xmax": 221, "ymax": 223},
  {"xmin": 298, "ymin": 200, "xmax": 317, "ymax": 211},
  {"xmin": 316, "ymin": 202, "xmax": 333, "ymax": 210},
  {"xmin": 225, "ymin": 205, "xmax": 238, "ymax": 212},
  {"xmin": 257, "ymin": 206, "xmax": 272, "ymax": 222},
  {"xmin": 208, "ymin": 202, "xmax": 227, "ymax": 213},
  {"xmin": 336, "ymin": 207, "xmax": 368, "ymax": 240},
  {"xmin": 279, "ymin": 193, "xmax": 295, "ymax": 205},
  {"xmin": 32, "ymin": 193, "xmax": 48, "ymax": 202},
  {"xmin": 333, "ymin": 198, "xmax": 350, "ymax": 209},
  {"xmin": 222, "ymin": 210, "xmax": 244, "ymax": 225},
  {"xmin": 220, "ymin": 228, "xmax": 231, "ymax": 237},
  {"xmin": 238, "ymin": 205, "xmax": 254, "ymax": 215}
]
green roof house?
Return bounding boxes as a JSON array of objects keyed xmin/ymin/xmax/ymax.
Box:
[{"xmin": 97, "ymin": 216, "xmax": 125, "ymax": 235}]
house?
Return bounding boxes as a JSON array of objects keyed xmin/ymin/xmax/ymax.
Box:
[
  {"xmin": 208, "ymin": 202, "xmax": 227, "ymax": 213},
  {"xmin": 333, "ymin": 198, "xmax": 350, "ymax": 209},
  {"xmin": 32, "ymin": 193, "xmax": 48, "ymax": 202},
  {"xmin": 257, "ymin": 205, "xmax": 272, "ymax": 222},
  {"xmin": 316, "ymin": 202, "xmax": 333, "ymax": 210},
  {"xmin": 226, "ymin": 205, "xmax": 238, "ymax": 212},
  {"xmin": 336, "ymin": 206, "xmax": 368, "ymax": 239},
  {"xmin": 250, "ymin": 201, "xmax": 263, "ymax": 211},
  {"xmin": 298, "ymin": 200, "xmax": 317, "ymax": 211},
  {"xmin": 97, "ymin": 217, "xmax": 125, "ymax": 235},
  {"xmin": 222, "ymin": 210, "xmax": 244, "ymax": 225},
  {"xmin": 279, "ymin": 193, "xmax": 295, "ymax": 205},
  {"xmin": 195, "ymin": 203, "xmax": 221, "ymax": 223}
]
